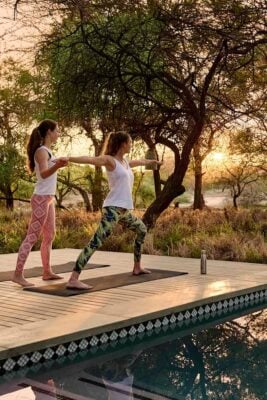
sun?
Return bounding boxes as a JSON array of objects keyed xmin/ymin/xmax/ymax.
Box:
[
  {"xmin": 205, "ymin": 151, "xmax": 226, "ymax": 168},
  {"xmin": 212, "ymin": 152, "xmax": 225, "ymax": 162}
]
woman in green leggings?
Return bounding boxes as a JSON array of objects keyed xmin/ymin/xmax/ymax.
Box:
[{"xmin": 65, "ymin": 132, "xmax": 162, "ymax": 289}]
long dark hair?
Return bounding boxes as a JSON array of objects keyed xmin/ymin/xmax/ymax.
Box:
[
  {"xmin": 104, "ymin": 131, "xmax": 130, "ymax": 156},
  {"xmin": 27, "ymin": 119, "xmax": 57, "ymax": 172}
]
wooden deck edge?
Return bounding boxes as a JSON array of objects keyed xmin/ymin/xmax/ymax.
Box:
[{"xmin": 1, "ymin": 283, "xmax": 267, "ymax": 375}]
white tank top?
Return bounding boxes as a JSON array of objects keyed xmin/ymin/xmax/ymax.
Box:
[
  {"xmin": 103, "ymin": 158, "xmax": 134, "ymax": 209},
  {"xmin": 33, "ymin": 146, "xmax": 57, "ymax": 195}
]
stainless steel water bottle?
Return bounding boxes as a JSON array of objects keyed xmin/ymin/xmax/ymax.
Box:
[{"xmin": 200, "ymin": 250, "xmax": 207, "ymax": 274}]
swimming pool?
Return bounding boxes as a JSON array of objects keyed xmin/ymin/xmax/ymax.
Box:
[{"xmin": 0, "ymin": 301, "xmax": 266, "ymax": 399}]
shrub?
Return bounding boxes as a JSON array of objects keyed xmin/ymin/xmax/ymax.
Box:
[{"xmin": 1, "ymin": 206, "xmax": 267, "ymax": 264}]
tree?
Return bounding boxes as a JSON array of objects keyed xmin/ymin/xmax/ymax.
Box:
[
  {"xmin": 0, "ymin": 58, "xmax": 38, "ymax": 145},
  {"xmin": 215, "ymin": 127, "xmax": 267, "ymax": 208},
  {"xmin": 0, "ymin": 59, "xmax": 39, "ymax": 208},
  {"xmin": 219, "ymin": 162, "xmax": 259, "ymax": 209},
  {"xmin": 36, "ymin": 0, "xmax": 266, "ymax": 227},
  {"xmin": 0, "ymin": 145, "xmax": 26, "ymax": 209},
  {"xmin": 231, "ymin": 125, "xmax": 267, "ymax": 174},
  {"xmin": 193, "ymin": 118, "xmax": 239, "ymax": 210},
  {"xmin": 56, "ymin": 164, "xmax": 103, "ymax": 211}
]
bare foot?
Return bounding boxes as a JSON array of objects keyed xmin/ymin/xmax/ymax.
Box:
[
  {"xmin": 42, "ymin": 272, "xmax": 63, "ymax": 281},
  {"xmin": 12, "ymin": 274, "xmax": 34, "ymax": 287},
  {"xmin": 132, "ymin": 268, "xmax": 151, "ymax": 276},
  {"xmin": 66, "ymin": 280, "xmax": 92, "ymax": 290}
]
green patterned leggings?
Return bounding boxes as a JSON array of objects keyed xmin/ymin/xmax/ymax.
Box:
[{"xmin": 74, "ymin": 206, "xmax": 147, "ymax": 273}]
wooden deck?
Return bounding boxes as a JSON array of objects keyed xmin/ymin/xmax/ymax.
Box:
[{"xmin": 0, "ymin": 249, "xmax": 266, "ymax": 362}]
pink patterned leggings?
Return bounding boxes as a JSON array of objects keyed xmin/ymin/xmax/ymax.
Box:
[{"xmin": 15, "ymin": 194, "xmax": 56, "ymax": 274}]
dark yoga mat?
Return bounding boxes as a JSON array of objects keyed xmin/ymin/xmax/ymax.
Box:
[
  {"xmin": 0, "ymin": 262, "xmax": 110, "ymax": 282},
  {"xmin": 24, "ymin": 269, "xmax": 188, "ymax": 296}
]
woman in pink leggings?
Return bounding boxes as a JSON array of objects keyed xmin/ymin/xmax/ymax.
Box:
[{"xmin": 12, "ymin": 120, "xmax": 68, "ymax": 287}]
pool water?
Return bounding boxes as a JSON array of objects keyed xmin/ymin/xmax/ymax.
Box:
[{"xmin": 0, "ymin": 306, "xmax": 266, "ymax": 399}]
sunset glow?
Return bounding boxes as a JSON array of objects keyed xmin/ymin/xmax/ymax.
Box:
[{"xmin": 212, "ymin": 152, "xmax": 225, "ymax": 162}]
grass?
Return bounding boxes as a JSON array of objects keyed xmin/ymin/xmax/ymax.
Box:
[{"xmin": 1, "ymin": 206, "xmax": 267, "ymax": 263}]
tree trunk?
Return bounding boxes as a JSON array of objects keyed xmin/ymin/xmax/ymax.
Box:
[
  {"xmin": 143, "ymin": 123, "xmax": 204, "ymax": 229},
  {"xmin": 193, "ymin": 142, "xmax": 205, "ymax": 210},
  {"xmin": 80, "ymin": 189, "xmax": 92, "ymax": 212},
  {"xmin": 153, "ymin": 169, "xmax": 162, "ymax": 197},
  {"xmin": 142, "ymin": 172, "xmax": 185, "ymax": 229},
  {"xmin": 92, "ymin": 166, "xmax": 104, "ymax": 211},
  {"xmin": 145, "ymin": 146, "xmax": 162, "ymax": 197},
  {"xmin": 82, "ymin": 120, "xmax": 106, "ymax": 212},
  {"xmin": 57, "ymin": 177, "xmax": 93, "ymax": 212},
  {"xmin": 194, "ymin": 172, "xmax": 205, "ymax": 210},
  {"xmin": 6, "ymin": 187, "xmax": 14, "ymax": 210},
  {"xmin": 233, "ymin": 194, "xmax": 238, "ymax": 209},
  {"xmin": 133, "ymin": 170, "xmax": 145, "ymax": 207}
]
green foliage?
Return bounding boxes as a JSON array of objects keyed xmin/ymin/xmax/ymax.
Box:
[
  {"xmin": 0, "ymin": 58, "xmax": 41, "ymax": 208},
  {"xmin": 38, "ymin": 11, "xmax": 169, "ymax": 125},
  {"xmin": 39, "ymin": 0, "xmax": 266, "ymax": 126},
  {"xmin": 58, "ymin": 164, "xmax": 95, "ymax": 190},
  {"xmin": 0, "ymin": 58, "xmax": 38, "ymax": 144},
  {"xmin": 137, "ymin": 184, "xmax": 155, "ymax": 207},
  {"xmin": 16, "ymin": 180, "xmax": 34, "ymax": 199},
  {"xmin": 34, "ymin": 1, "xmax": 266, "ymax": 226},
  {"xmin": 0, "ymin": 145, "xmax": 26, "ymax": 196},
  {"xmin": 133, "ymin": 172, "xmax": 155, "ymax": 208}
]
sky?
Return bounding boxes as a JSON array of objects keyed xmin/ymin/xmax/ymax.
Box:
[
  {"xmin": 0, "ymin": 3, "xmax": 91, "ymax": 154},
  {"xmin": 0, "ymin": 2, "xmax": 54, "ymax": 64}
]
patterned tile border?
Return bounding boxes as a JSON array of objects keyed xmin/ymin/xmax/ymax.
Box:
[{"xmin": 1, "ymin": 288, "xmax": 267, "ymax": 375}]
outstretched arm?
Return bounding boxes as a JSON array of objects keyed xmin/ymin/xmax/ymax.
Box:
[
  {"xmin": 68, "ymin": 155, "xmax": 115, "ymax": 169},
  {"xmin": 129, "ymin": 159, "xmax": 163, "ymax": 168}
]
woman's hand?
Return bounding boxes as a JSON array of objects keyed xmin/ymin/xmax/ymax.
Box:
[
  {"xmin": 151, "ymin": 160, "xmax": 163, "ymax": 166},
  {"xmin": 53, "ymin": 157, "xmax": 69, "ymax": 168}
]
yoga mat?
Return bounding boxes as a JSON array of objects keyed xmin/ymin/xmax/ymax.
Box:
[
  {"xmin": 0, "ymin": 262, "xmax": 110, "ymax": 282},
  {"xmin": 24, "ymin": 269, "xmax": 188, "ymax": 296}
]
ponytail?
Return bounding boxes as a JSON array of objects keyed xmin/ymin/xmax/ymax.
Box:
[
  {"xmin": 26, "ymin": 119, "xmax": 57, "ymax": 172},
  {"xmin": 105, "ymin": 131, "xmax": 130, "ymax": 156},
  {"xmin": 27, "ymin": 128, "xmax": 42, "ymax": 172}
]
